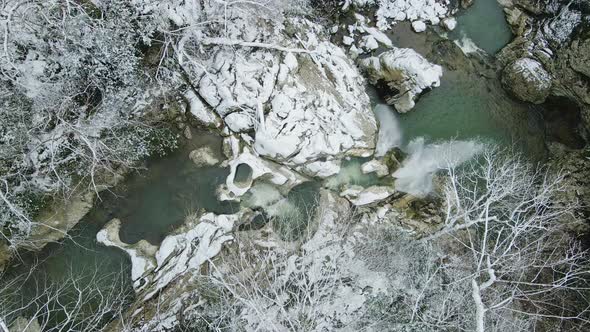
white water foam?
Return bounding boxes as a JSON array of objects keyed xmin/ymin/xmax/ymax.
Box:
[
  {"xmin": 393, "ymin": 137, "xmax": 484, "ymax": 197},
  {"xmin": 374, "ymin": 104, "xmax": 403, "ymax": 157}
]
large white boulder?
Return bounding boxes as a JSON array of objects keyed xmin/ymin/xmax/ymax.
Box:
[
  {"xmin": 361, "ymin": 48, "xmax": 443, "ymax": 113},
  {"xmin": 186, "ymin": 19, "xmax": 377, "ymax": 178}
]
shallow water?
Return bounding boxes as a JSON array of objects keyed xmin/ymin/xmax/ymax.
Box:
[
  {"xmin": 115, "ymin": 142, "xmax": 237, "ymax": 245},
  {"xmin": 325, "ymin": 157, "xmax": 385, "ymax": 190}
]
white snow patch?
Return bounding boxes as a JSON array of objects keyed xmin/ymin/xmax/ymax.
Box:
[{"xmin": 412, "ymin": 20, "xmax": 427, "ymax": 33}]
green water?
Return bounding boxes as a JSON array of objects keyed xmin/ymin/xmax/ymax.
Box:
[
  {"xmin": 0, "ymin": 3, "xmax": 537, "ymax": 326},
  {"xmin": 450, "ymin": 0, "xmax": 513, "ymax": 54},
  {"xmin": 380, "ymin": 9, "xmax": 545, "ymax": 157},
  {"xmin": 0, "ymin": 129, "xmax": 238, "ymax": 329},
  {"xmin": 1, "ymin": 205, "xmax": 135, "ymax": 330},
  {"xmin": 115, "ymin": 134, "xmax": 238, "ymax": 245},
  {"xmin": 272, "ymin": 181, "xmax": 322, "ymax": 241},
  {"xmin": 395, "ymin": 70, "xmax": 542, "ymax": 150},
  {"xmin": 325, "ymin": 157, "xmax": 387, "ymax": 190}
]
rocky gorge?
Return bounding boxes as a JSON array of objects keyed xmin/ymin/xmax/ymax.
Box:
[{"xmin": 1, "ymin": 1, "xmax": 589, "ymax": 331}]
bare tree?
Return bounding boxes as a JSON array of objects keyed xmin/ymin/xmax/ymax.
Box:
[
  {"xmin": 0, "ymin": 264, "xmax": 133, "ymax": 332},
  {"xmin": 421, "ymin": 147, "xmax": 590, "ymax": 331}
]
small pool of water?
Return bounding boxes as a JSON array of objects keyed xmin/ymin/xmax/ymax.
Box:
[
  {"xmin": 449, "ymin": 0, "xmax": 513, "ymax": 55},
  {"xmin": 380, "ymin": 18, "xmax": 545, "ymax": 158},
  {"xmin": 325, "ymin": 157, "xmax": 385, "ymax": 190},
  {"xmin": 115, "ymin": 131, "xmax": 238, "ymax": 245}
]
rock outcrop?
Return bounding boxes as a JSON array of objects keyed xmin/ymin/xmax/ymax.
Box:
[
  {"xmin": 183, "ymin": 18, "xmax": 378, "ymax": 179},
  {"xmin": 97, "ymin": 212, "xmax": 241, "ymax": 299},
  {"xmin": 360, "ymin": 48, "xmax": 443, "ymax": 112},
  {"xmin": 501, "ymin": 57, "xmax": 552, "ymax": 103},
  {"xmin": 497, "ymin": 0, "xmax": 590, "ymax": 134}
]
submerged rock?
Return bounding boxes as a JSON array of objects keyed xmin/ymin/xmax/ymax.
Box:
[
  {"xmin": 188, "ymin": 146, "xmax": 221, "ymax": 167},
  {"xmin": 360, "ymin": 48, "xmax": 443, "ymax": 113},
  {"xmin": 27, "ymin": 190, "xmax": 96, "ymax": 251}
]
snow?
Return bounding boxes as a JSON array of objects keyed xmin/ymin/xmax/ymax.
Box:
[
  {"xmin": 184, "ymin": 90, "xmax": 221, "ymax": 128},
  {"xmin": 96, "ymin": 219, "xmax": 158, "ymax": 286},
  {"xmin": 361, "ymin": 159, "xmax": 389, "ymax": 177},
  {"xmin": 301, "ymin": 160, "xmax": 342, "ymax": 178},
  {"xmin": 442, "ymin": 17, "xmax": 457, "ymax": 31},
  {"xmin": 412, "ymin": 20, "xmax": 427, "ymax": 33},
  {"xmin": 221, "ymin": 148, "xmax": 305, "ymax": 199},
  {"xmin": 362, "ymin": 35, "xmax": 379, "ymax": 50},
  {"xmin": 364, "ymin": 27, "xmax": 393, "ymax": 48},
  {"xmin": 352, "ymin": 0, "xmax": 452, "ymax": 30},
  {"xmin": 510, "ymin": 57, "xmax": 552, "ymax": 89},
  {"xmin": 361, "ymin": 48, "xmax": 443, "ymax": 113},
  {"xmin": 98, "ymin": 212, "xmax": 240, "ymax": 300},
  {"xmin": 252, "ymin": 39, "xmax": 377, "ymax": 169},
  {"xmin": 184, "ymin": 19, "xmax": 377, "ymax": 175},
  {"xmin": 343, "ymin": 36, "xmax": 355, "ymax": 45},
  {"xmin": 341, "ymin": 185, "xmax": 395, "ymax": 206}
]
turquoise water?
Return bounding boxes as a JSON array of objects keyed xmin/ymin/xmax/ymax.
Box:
[
  {"xmin": 396, "ymin": 71, "xmax": 506, "ymax": 143},
  {"xmin": 380, "ymin": 11, "xmax": 545, "ymax": 157},
  {"xmin": 115, "ymin": 132, "xmax": 238, "ymax": 245},
  {"xmin": 325, "ymin": 157, "xmax": 387, "ymax": 190},
  {"xmin": 272, "ymin": 181, "xmax": 322, "ymax": 241},
  {"xmin": 0, "ymin": 129, "xmax": 237, "ymax": 329},
  {"xmin": 1, "ymin": 205, "xmax": 135, "ymax": 330},
  {"xmin": 450, "ymin": 0, "xmax": 513, "ymax": 54}
]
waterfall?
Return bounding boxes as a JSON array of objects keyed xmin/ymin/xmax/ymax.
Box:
[
  {"xmin": 393, "ymin": 137, "xmax": 484, "ymax": 197},
  {"xmin": 374, "ymin": 104, "xmax": 403, "ymax": 157}
]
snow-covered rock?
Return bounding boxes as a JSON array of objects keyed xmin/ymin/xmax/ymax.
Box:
[
  {"xmin": 253, "ymin": 40, "xmax": 377, "ymax": 175},
  {"xmin": 361, "ymin": 159, "xmax": 390, "ymax": 177},
  {"xmin": 184, "ymin": 90, "xmax": 222, "ymax": 128},
  {"xmin": 340, "ymin": 185, "xmax": 395, "ymax": 206},
  {"xmin": 184, "ymin": 19, "xmax": 377, "ymax": 177},
  {"xmin": 97, "ymin": 212, "xmax": 240, "ymax": 299},
  {"xmin": 412, "ymin": 20, "xmax": 427, "ymax": 33},
  {"xmin": 350, "ymin": 0, "xmax": 454, "ymax": 30},
  {"xmin": 361, "ymin": 49, "xmax": 443, "ymax": 112},
  {"xmin": 442, "ymin": 17, "xmax": 457, "ymax": 31},
  {"xmin": 219, "ymin": 148, "xmax": 305, "ymax": 200},
  {"xmin": 96, "ymin": 219, "xmax": 158, "ymax": 288},
  {"xmin": 501, "ymin": 57, "xmax": 552, "ymax": 104}
]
